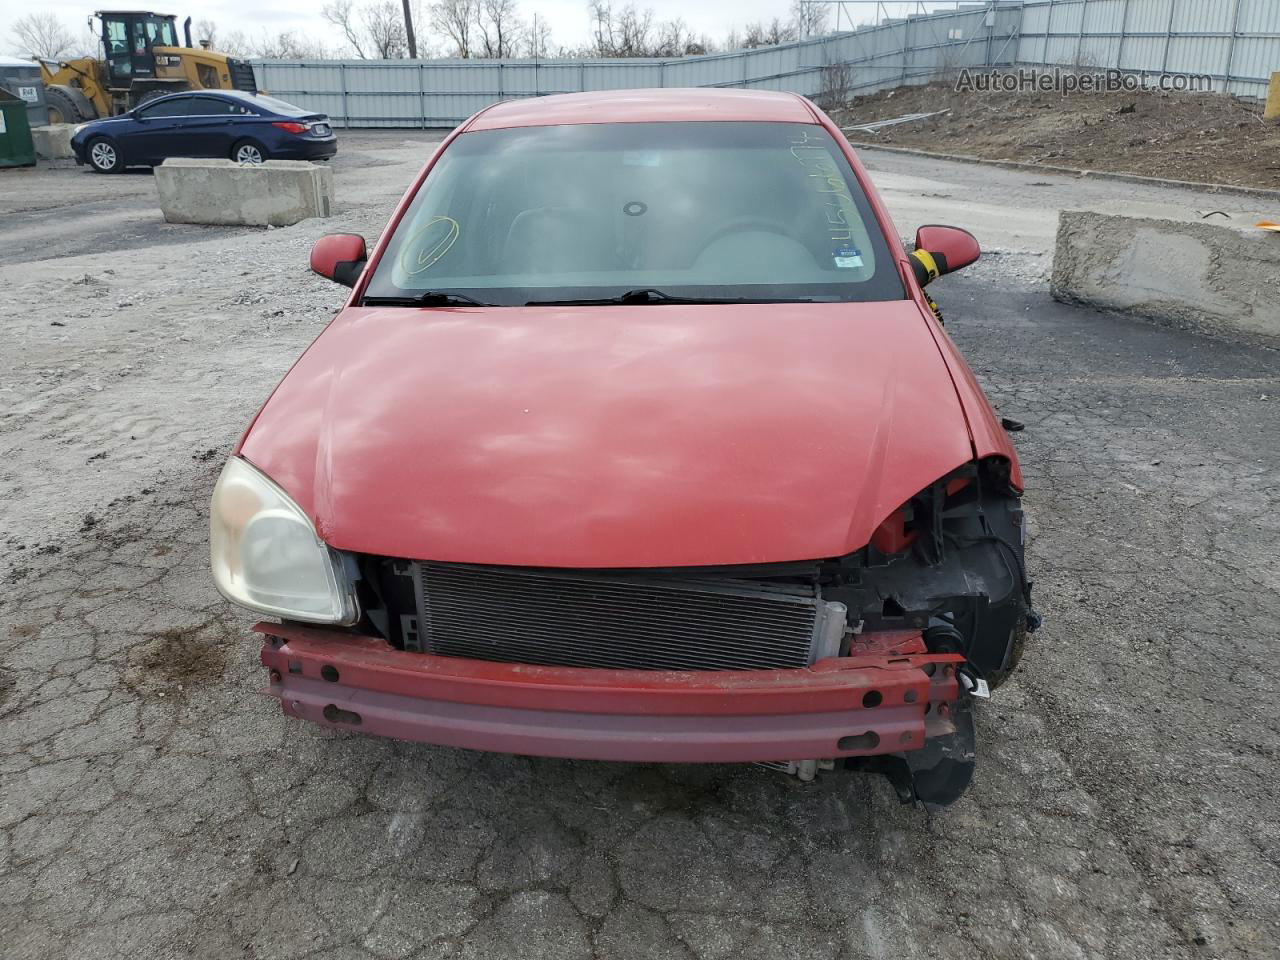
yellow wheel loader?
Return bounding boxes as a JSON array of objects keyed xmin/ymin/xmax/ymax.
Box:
[{"xmin": 39, "ymin": 10, "xmax": 257, "ymax": 123}]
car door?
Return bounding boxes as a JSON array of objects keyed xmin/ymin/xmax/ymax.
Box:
[
  {"xmin": 126, "ymin": 95, "xmax": 195, "ymax": 164},
  {"xmin": 182, "ymin": 95, "xmax": 257, "ymax": 158}
]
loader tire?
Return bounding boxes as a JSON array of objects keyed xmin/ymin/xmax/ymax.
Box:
[{"xmin": 45, "ymin": 86, "xmax": 93, "ymax": 125}]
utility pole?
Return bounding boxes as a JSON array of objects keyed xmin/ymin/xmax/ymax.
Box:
[{"xmin": 402, "ymin": 0, "xmax": 418, "ymax": 58}]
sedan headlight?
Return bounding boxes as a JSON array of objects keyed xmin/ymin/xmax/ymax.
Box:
[{"xmin": 210, "ymin": 457, "xmax": 358, "ymax": 624}]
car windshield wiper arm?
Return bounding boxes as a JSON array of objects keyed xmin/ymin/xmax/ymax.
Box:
[
  {"xmin": 526, "ymin": 288, "xmax": 819, "ymax": 306},
  {"xmin": 362, "ymin": 291, "xmax": 495, "ymax": 307}
]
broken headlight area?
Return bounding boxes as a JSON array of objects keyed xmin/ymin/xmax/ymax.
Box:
[
  {"xmin": 833, "ymin": 456, "xmax": 1036, "ymax": 690},
  {"xmin": 325, "ymin": 457, "xmax": 1038, "ymax": 808}
]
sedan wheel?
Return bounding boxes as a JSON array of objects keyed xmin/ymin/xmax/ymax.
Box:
[
  {"xmin": 88, "ymin": 139, "xmax": 120, "ymax": 173},
  {"xmin": 234, "ymin": 142, "xmax": 265, "ymax": 164}
]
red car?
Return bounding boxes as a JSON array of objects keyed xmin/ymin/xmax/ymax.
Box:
[{"xmin": 211, "ymin": 89, "xmax": 1038, "ymax": 807}]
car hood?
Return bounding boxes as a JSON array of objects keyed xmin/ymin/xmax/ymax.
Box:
[
  {"xmin": 238, "ymin": 302, "xmax": 975, "ymax": 567},
  {"xmin": 72, "ymin": 116, "xmax": 130, "ymax": 139}
]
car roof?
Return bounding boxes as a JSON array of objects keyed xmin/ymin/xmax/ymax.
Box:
[
  {"xmin": 144, "ymin": 89, "xmax": 262, "ymax": 103},
  {"xmin": 191, "ymin": 90, "xmax": 256, "ymax": 102},
  {"xmin": 468, "ymin": 88, "xmax": 818, "ymax": 131}
]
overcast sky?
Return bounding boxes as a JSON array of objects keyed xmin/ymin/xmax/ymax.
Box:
[{"xmin": 4, "ymin": 2, "xmax": 953, "ymax": 58}]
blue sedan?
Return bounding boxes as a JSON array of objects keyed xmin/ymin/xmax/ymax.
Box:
[{"xmin": 71, "ymin": 90, "xmax": 338, "ymax": 173}]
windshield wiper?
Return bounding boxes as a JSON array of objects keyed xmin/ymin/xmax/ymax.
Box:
[
  {"xmin": 526, "ymin": 288, "xmax": 819, "ymax": 306},
  {"xmin": 362, "ymin": 291, "xmax": 495, "ymax": 307}
]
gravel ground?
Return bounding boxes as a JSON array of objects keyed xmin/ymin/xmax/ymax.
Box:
[
  {"xmin": 836, "ymin": 81, "xmax": 1280, "ymax": 191},
  {"xmin": 1, "ymin": 133, "xmax": 1278, "ymax": 960}
]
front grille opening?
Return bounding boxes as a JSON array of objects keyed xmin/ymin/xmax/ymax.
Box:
[{"xmin": 379, "ymin": 561, "xmax": 846, "ymax": 672}]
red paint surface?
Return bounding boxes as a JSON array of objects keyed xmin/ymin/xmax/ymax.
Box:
[
  {"xmin": 259, "ymin": 624, "xmax": 962, "ymax": 761},
  {"xmin": 308, "ymin": 233, "xmax": 366, "ymax": 282},
  {"xmin": 467, "ymin": 88, "xmax": 818, "ymax": 130},
  {"xmin": 915, "ymin": 224, "xmax": 981, "ymax": 274},
  {"xmin": 238, "ymin": 301, "xmax": 975, "ymax": 567}
]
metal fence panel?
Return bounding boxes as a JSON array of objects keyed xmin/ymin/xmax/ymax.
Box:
[
  {"xmin": 1177, "ymin": 1, "xmax": 1235, "ymax": 33},
  {"xmin": 1016, "ymin": 0, "xmax": 1278, "ymax": 95},
  {"xmin": 1079, "ymin": 36, "xmax": 1123, "ymax": 67},
  {"xmin": 1082, "ymin": 0, "xmax": 1127, "ymax": 34},
  {"xmin": 1239, "ymin": 0, "xmax": 1280, "ymax": 33},
  {"xmin": 529, "ymin": 64, "xmax": 582, "ymax": 95},
  {"xmin": 1166, "ymin": 35, "xmax": 1231, "ymax": 78},
  {"xmin": 1021, "ymin": 2, "xmax": 1051, "ymax": 34},
  {"xmin": 1125, "ymin": 0, "xmax": 1174, "ymax": 34},
  {"xmin": 252, "ymin": 1, "xmax": 1275, "ymax": 127},
  {"xmin": 1119, "ymin": 35, "xmax": 1166, "ymax": 72},
  {"xmin": 1231, "ymin": 36, "xmax": 1275, "ymax": 91}
]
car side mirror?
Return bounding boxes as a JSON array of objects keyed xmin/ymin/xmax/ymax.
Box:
[
  {"xmin": 910, "ymin": 225, "xmax": 981, "ymax": 287},
  {"xmin": 310, "ymin": 234, "xmax": 367, "ymax": 288}
]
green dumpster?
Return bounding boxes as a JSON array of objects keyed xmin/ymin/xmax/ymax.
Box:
[{"xmin": 0, "ymin": 88, "xmax": 36, "ymax": 168}]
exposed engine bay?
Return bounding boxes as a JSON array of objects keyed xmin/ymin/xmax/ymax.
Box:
[{"xmin": 330, "ymin": 458, "xmax": 1037, "ymax": 807}]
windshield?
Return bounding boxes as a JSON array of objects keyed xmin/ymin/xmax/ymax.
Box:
[{"xmin": 363, "ymin": 121, "xmax": 904, "ymax": 306}]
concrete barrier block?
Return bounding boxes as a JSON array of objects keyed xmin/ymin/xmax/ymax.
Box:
[
  {"xmin": 154, "ymin": 158, "xmax": 333, "ymax": 227},
  {"xmin": 31, "ymin": 123, "xmax": 75, "ymax": 160},
  {"xmin": 1051, "ymin": 210, "xmax": 1280, "ymax": 342}
]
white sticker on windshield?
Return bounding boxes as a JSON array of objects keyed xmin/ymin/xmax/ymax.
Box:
[
  {"xmin": 834, "ymin": 247, "xmax": 864, "ymax": 268},
  {"xmin": 623, "ymin": 151, "xmax": 660, "ymax": 167}
]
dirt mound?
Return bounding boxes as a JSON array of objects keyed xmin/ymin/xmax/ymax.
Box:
[{"xmin": 834, "ymin": 78, "xmax": 1280, "ymax": 190}]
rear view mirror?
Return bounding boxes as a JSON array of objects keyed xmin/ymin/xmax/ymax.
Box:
[
  {"xmin": 310, "ymin": 234, "xmax": 367, "ymax": 287},
  {"xmin": 910, "ymin": 225, "xmax": 981, "ymax": 286}
]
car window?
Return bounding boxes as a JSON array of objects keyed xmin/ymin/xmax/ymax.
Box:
[
  {"xmin": 190, "ymin": 96, "xmax": 255, "ymax": 116},
  {"xmin": 243, "ymin": 94, "xmax": 311, "ymax": 117},
  {"xmin": 363, "ymin": 122, "xmax": 904, "ymax": 305},
  {"xmin": 137, "ymin": 97, "xmax": 192, "ymax": 119}
]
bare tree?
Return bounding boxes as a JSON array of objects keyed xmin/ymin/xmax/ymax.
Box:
[
  {"xmin": 730, "ymin": 3, "xmax": 825, "ymax": 51},
  {"xmin": 220, "ymin": 29, "xmax": 253, "ymax": 57},
  {"xmin": 588, "ymin": 2, "xmax": 689, "ymax": 58},
  {"xmin": 525, "ymin": 12, "xmax": 554, "ymax": 58},
  {"xmin": 741, "ymin": 18, "xmax": 794, "ymax": 49},
  {"xmin": 194, "ymin": 19, "xmax": 218, "ymax": 48},
  {"xmin": 252, "ymin": 30, "xmax": 335, "ymax": 59},
  {"xmin": 794, "ymin": 0, "xmax": 829, "ymax": 39},
  {"xmin": 816, "ymin": 60, "xmax": 853, "ymax": 108},
  {"xmin": 432, "ymin": 0, "xmax": 479, "ymax": 58},
  {"xmin": 477, "ymin": 0, "xmax": 523, "ymax": 58},
  {"xmin": 11, "ymin": 12, "xmax": 77, "ymax": 60},
  {"xmin": 323, "ymin": 0, "xmax": 370, "ymax": 57},
  {"xmin": 363, "ymin": 0, "xmax": 409, "ymax": 57},
  {"xmin": 652, "ymin": 18, "xmax": 698, "ymax": 57},
  {"xmin": 684, "ymin": 33, "xmax": 715, "ymax": 56}
]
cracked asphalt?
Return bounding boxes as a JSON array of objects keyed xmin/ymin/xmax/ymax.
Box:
[{"xmin": 2, "ymin": 134, "xmax": 1278, "ymax": 960}]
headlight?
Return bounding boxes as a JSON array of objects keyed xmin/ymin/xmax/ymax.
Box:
[
  {"xmin": 72, "ymin": 123, "xmax": 87, "ymax": 136},
  {"xmin": 210, "ymin": 457, "xmax": 358, "ymax": 624}
]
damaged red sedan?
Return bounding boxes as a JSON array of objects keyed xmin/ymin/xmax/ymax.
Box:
[{"xmin": 211, "ymin": 89, "xmax": 1038, "ymax": 807}]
